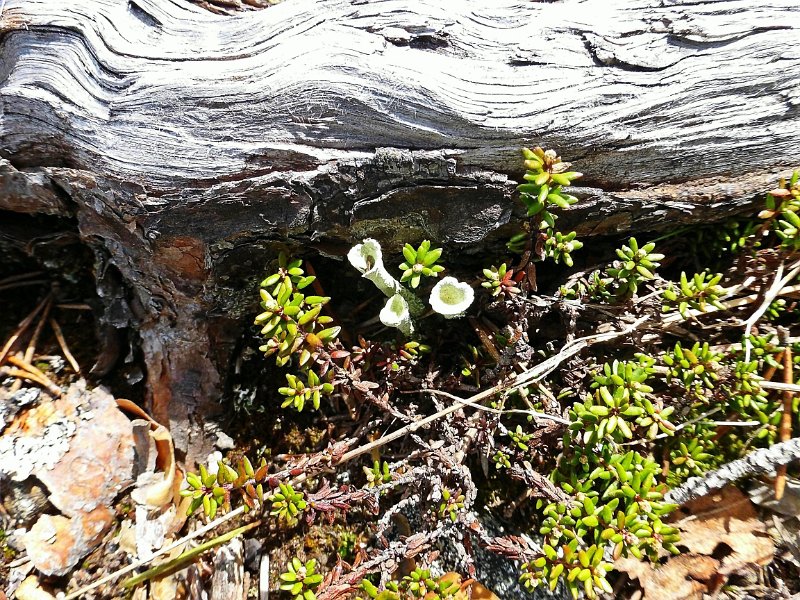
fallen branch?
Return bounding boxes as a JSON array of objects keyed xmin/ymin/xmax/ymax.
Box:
[{"xmin": 665, "ymin": 437, "xmax": 800, "ymax": 505}]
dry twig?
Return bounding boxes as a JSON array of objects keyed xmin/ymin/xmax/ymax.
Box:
[
  {"xmin": 775, "ymin": 345, "xmax": 794, "ymax": 500},
  {"xmin": 9, "ymin": 297, "xmax": 52, "ymax": 393}
]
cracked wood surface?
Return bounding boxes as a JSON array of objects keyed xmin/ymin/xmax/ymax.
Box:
[{"xmin": 1, "ymin": 0, "xmax": 798, "ymax": 459}]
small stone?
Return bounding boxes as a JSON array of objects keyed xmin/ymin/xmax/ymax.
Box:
[
  {"xmin": 14, "ymin": 575, "xmax": 57, "ymax": 600},
  {"xmin": 244, "ymin": 537, "xmax": 263, "ymax": 571},
  {"xmin": 24, "ymin": 507, "xmax": 114, "ymax": 576},
  {"xmin": 214, "ymin": 429, "xmax": 235, "ymax": 450},
  {"xmin": 34, "ymin": 384, "xmax": 134, "ymax": 515},
  {"xmin": 1, "ymin": 478, "xmax": 52, "ymax": 527}
]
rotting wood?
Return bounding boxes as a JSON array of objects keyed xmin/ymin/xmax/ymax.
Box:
[{"xmin": 1, "ymin": 0, "xmax": 798, "ymax": 461}]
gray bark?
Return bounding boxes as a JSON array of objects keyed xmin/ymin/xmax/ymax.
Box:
[{"xmin": 1, "ymin": 0, "xmax": 798, "ymax": 460}]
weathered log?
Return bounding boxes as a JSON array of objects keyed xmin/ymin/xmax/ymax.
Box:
[{"xmin": 1, "ymin": 0, "xmax": 798, "ymax": 461}]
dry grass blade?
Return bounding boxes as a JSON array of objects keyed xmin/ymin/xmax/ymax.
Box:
[
  {"xmin": 9, "ymin": 296, "xmax": 52, "ymax": 393},
  {"xmin": 50, "ymin": 317, "xmax": 81, "ymax": 374},
  {"xmin": 62, "ymin": 506, "xmax": 249, "ymax": 599},
  {"xmin": 4, "ymin": 354, "xmax": 61, "ymax": 396},
  {"xmin": 0, "ymin": 293, "xmax": 52, "ymax": 366},
  {"xmin": 121, "ymin": 520, "xmax": 261, "ymax": 591}
]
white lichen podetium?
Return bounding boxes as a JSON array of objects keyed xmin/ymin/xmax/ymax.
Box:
[
  {"xmin": 348, "ymin": 238, "xmax": 474, "ymax": 335},
  {"xmin": 380, "ymin": 293, "xmax": 414, "ymax": 337},
  {"xmin": 347, "ymin": 238, "xmax": 400, "ymax": 299},
  {"xmin": 348, "ymin": 238, "xmax": 424, "ymax": 335},
  {"xmin": 429, "ymin": 276, "xmax": 474, "ymax": 319}
]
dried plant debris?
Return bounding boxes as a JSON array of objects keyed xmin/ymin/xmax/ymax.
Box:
[
  {"xmin": 0, "ymin": 381, "xmax": 135, "ymax": 575},
  {"xmin": 617, "ymin": 487, "xmax": 775, "ymax": 599}
]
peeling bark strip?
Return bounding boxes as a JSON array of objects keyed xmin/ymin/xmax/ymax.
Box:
[{"xmin": 1, "ymin": 0, "xmax": 799, "ymax": 460}]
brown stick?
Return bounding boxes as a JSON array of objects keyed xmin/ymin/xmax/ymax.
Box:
[
  {"xmin": 50, "ymin": 318, "xmax": 81, "ymax": 374},
  {"xmin": 775, "ymin": 346, "xmax": 794, "ymax": 500},
  {"xmin": 0, "ymin": 294, "xmax": 52, "ymax": 366},
  {"xmin": 761, "ymin": 349, "xmax": 784, "ymax": 383},
  {"xmin": 56, "ymin": 303, "xmax": 93, "ymax": 311}
]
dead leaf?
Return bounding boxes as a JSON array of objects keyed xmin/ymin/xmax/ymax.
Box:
[
  {"xmin": 617, "ymin": 486, "xmax": 775, "ymax": 599},
  {"xmin": 14, "ymin": 576, "xmax": 56, "ymax": 600},
  {"xmin": 617, "ymin": 554, "xmax": 720, "ymax": 600},
  {"xmin": 674, "ymin": 486, "xmax": 774, "ymax": 575},
  {"xmin": 117, "ymin": 399, "xmax": 178, "ymax": 510}
]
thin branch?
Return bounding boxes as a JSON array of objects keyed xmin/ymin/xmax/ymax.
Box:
[
  {"xmin": 775, "ymin": 344, "xmax": 794, "ymax": 500},
  {"xmin": 338, "ymin": 316, "xmax": 649, "ymax": 466},
  {"xmin": 56, "ymin": 303, "xmax": 93, "ymax": 311},
  {"xmin": 744, "ymin": 259, "xmax": 800, "ymax": 362},
  {"xmin": 761, "ymin": 380, "xmax": 800, "ymax": 393},
  {"xmin": 421, "ymin": 389, "xmax": 571, "ymax": 426},
  {"xmin": 665, "ymin": 436, "xmax": 800, "ymax": 505}
]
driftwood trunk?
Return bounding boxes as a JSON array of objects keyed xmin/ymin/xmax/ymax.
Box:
[{"xmin": 1, "ymin": 0, "xmax": 798, "ymax": 462}]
